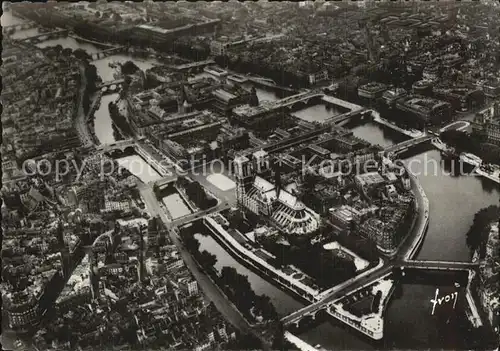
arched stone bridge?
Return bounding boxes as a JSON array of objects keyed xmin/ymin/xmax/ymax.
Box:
[
  {"xmin": 18, "ymin": 29, "xmax": 69, "ymax": 44},
  {"xmin": 96, "ymin": 138, "xmax": 144, "ymax": 154},
  {"xmin": 97, "ymin": 79, "xmax": 125, "ymax": 95},
  {"xmin": 91, "ymin": 46, "xmax": 126, "ymax": 61},
  {"xmin": 2, "ymin": 22, "xmax": 38, "ymax": 34}
]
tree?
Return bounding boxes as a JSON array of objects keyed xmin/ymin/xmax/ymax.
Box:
[
  {"xmin": 271, "ymin": 322, "xmax": 295, "ymax": 351},
  {"xmin": 176, "ymin": 176, "xmax": 190, "ymax": 189},
  {"xmin": 61, "ymin": 48, "xmax": 73, "ymax": 57},
  {"xmin": 226, "ymin": 332, "xmax": 263, "ymax": 350},
  {"xmin": 181, "ymin": 232, "xmax": 200, "ymax": 254},
  {"xmin": 152, "ymin": 182, "xmax": 160, "ymax": 196},
  {"xmin": 228, "ymin": 210, "xmax": 245, "ymax": 228},
  {"xmin": 186, "ymin": 181, "xmax": 211, "ymax": 210},
  {"xmin": 198, "ymin": 250, "xmax": 217, "ymax": 270},
  {"xmin": 480, "ymin": 144, "xmax": 500, "ymax": 165},
  {"xmin": 54, "ymin": 44, "xmax": 63, "ymax": 54},
  {"xmin": 255, "ymin": 294, "xmax": 277, "ymax": 320},
  {"xmin": 221, "ymin": 266, "xmax": 238, "ymax": 286},
  {"xmin": 466, "ymin": 205, "xmax": 500, "ymax": 256},
  {"xmin": 73, "ymin": 48, "xmax": 90, "ymax": 61},
  {"xmin": 121, "ymin": 60, "xmax": 140, "ymax": 75}
]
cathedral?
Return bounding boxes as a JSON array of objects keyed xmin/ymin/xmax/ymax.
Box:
[{"xmin": 234, "ymin": 150, "xmax": 320, "ymax": 236}]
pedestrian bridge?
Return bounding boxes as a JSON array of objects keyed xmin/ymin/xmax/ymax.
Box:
[
  {"xmin": 384, "ymin": 135, "xmax": 433, "ymax": 155},
  {"xmin": 396, "ymin": 260, "xmax": 479, "ymax": 271}
]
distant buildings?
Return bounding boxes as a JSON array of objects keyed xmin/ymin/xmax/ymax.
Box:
[
  {"xmin": 473, "ymin": 101, "xmax": 500, "ymax": 146},
  {"xmin": 358, "ymin": 196, "xmax": 414, "ymax": 254},
  {"xmin": 412, "ymin": 80, "xmax": 434, "ymax": 96},
  {"xmin": 477, "ymin": 80, "xmax": 500, "ymax": 99},
  {"xmin": 396, "ymin": 95, "xmax": 452, "ymax": 126},
  {"xmin": 355, "ymin": 172, "xmax": 386, "ymax": 192},
  {"xmin": 433, "ymin": 85, "xmax": 485, "ymax": 112},
  {"xmin": 358, "ymin": 82, "xmax": 388, "ymax": 99},
  {"xmin": 126, "ymin": 20, "xmax": 221, "ymax": 44},
  {"xmin": 478, "ymin": 222, "xmax": 500, "ymax": 330},
  {"xmin": 382, "ymin": 88, "xmax": 407, "ymax": 106},
  {"xmin": 329, "ymin": 205, "xmax": 361, "ymax": 230}
]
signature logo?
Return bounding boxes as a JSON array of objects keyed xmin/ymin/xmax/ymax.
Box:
[{"xmin": 430, "ymin": 288, "xmax": 458, "ymax": 315}]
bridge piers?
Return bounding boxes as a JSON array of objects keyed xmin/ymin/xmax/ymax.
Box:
[{"xmin": 18, "ymin": 29, "xmax": 69, "ymax": 44}]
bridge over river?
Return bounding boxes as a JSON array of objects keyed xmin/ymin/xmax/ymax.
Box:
[
  {"xmin": 384, "ymin": 135, "xmax": 433, "ymax": 155},
  {"xmin": 18, "ymin": 29, "xmax": 69, "ymax": 44},
  {"xmin": 280, "ymin": 258, "xmax": 480, "ymax": 339}
]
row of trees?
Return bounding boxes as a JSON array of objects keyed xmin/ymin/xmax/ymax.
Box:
[
  {"xmin": 179, "ymin": 229, "xmax": 278, "ymax": 322},
  {"xmin": 43, "ymin": 45, "xmax": 91, "ymax": 61},
  {"xmin": 219, "ymin": 266, "xmax": 278, "ymax": 322},
  {"xmin": 121, "ymin": 60, "xmax": 140, "ymax": 75},
  {"xmin": 82, "ymin": 62, "xmax": 99, "ymax": 116},
  {"xmin": 177, "ymin": 177, "xmax": 217, "ymax": 210},
  {"xmin": 180, "ymin": 229, "xmax": 218, "ymax": 271}
]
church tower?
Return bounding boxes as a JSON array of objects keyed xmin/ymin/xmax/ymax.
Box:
[
  {"xmin": 252, "ymin": 150, "xmax": 270, "ymax": 177},
  {"xmin": 89, "ymin": 250, "xmax": 100, "ymax": 301},
  {"xmin": 248, "ymin": 87, "xmax": 259, "ymax": 107},
  {"xmin": 178, "ymin": 84, "xmax": 187, "ymax": 114},
  {"xmin": 234, "ymin": 155, "xmax": 253, "ymax": 211}
]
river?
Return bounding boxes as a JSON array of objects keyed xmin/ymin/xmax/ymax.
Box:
[
  {"xmin": 194, "ymin": 231, "xmax": 303, "ymax": 316},
  {"xmin": 116, "ymin": 155, "xmax": 162, "ymax": 184},
  {"xmin": 296, "ymin": 106, "xmax": 499, "ymax": 349},
  {"xmin": 4, "ymin": 8, "xmax": 499, "ymax": 349}
]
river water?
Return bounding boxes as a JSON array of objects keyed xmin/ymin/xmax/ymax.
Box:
[
  {"xmin": 116, "ymin": 155, "xmax": 162, "ymax": 184},
  {"xmin": 3, "ymin": 9, "xmax": 499, "ymax": 349}
]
